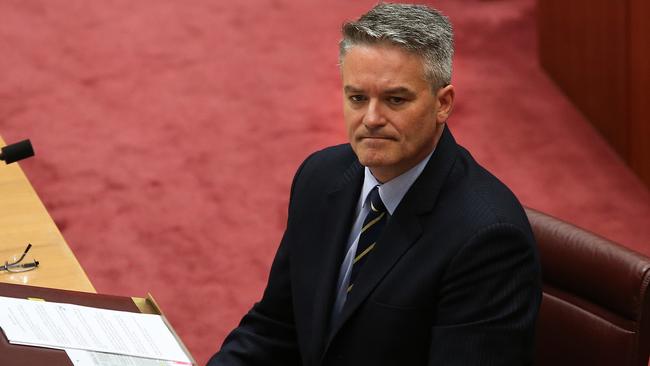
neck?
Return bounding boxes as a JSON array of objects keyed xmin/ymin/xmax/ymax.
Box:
[{"xmin": 370, "ymin": 124, "xmax": 445, "ymax": 183}]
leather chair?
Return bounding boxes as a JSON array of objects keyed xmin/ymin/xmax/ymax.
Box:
[{"xmin": 525, "ymin": 208, "xmax": 650, "ymax": 366}]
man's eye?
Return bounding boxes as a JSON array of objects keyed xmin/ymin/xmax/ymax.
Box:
[
  {"xmin": 388, "ymin": 96, "xmax": 406, "ymax": 105},
  {"xmin": 349, "ymin": 95, "xmax": 366, "ymax": 103}
]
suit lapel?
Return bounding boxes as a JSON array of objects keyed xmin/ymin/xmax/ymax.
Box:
[
  {"xmin": 324, "ymin": 126, "xmax": 459, "ymax": 349},
  {"xmin": 328, "ymin": 203, "xmax": 423, "ymax": 336},
  {"xmin": 308, "ymin": 160, "xmax": 363, "ymax": 361}
]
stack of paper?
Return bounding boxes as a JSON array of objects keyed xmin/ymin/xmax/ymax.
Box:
[{"xmin": 0, "ymin": 296, "xmax": 192, "ymax": 366}]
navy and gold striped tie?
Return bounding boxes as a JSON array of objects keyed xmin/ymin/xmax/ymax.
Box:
[{"xmin": 347, "ymin": 186, "xmax": 387, "ymax": 293}]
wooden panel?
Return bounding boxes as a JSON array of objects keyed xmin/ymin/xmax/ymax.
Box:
[
  {"xmin": 538, "ymin": 0, "xmax": 628, "ymax": 157},
  {"xmin": 0, "ymin": 137, "xmax": 95, "ymax": 292},
  {"xmin": 539, "ymin": 0, "xmax": 650, "ymax": 187},
  {"xmin": 628, "ymin": 0, "xmax": 650, "ymax": 185}
]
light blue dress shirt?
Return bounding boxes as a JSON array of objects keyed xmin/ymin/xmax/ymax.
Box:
[{"xmin": 331, "ymin": 150, "xmax": 434, "ymax": 316}]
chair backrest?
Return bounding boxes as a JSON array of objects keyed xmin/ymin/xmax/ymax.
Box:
[{"xmin": 525, "ymin": 207, "xmax": 650, "ymax": 366}]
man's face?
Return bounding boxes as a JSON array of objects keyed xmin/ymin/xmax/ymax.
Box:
[{"xmin": 341, "ymin": 44, "xmax": 452, "ymax": 182}]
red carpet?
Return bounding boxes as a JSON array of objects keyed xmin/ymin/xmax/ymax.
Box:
[{"xmin": 1, "ymin": 0, "xmax": 648, "ymax": 364}]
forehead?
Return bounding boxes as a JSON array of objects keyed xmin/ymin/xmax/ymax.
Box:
[{"xmin": 341, "ymin": 44, "xmax": 428, "ymax": 90}]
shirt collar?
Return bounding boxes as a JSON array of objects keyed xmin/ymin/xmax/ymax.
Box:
[{"xmin": 360, "ymin": 150, "xmax": 434, "ymax": 215}]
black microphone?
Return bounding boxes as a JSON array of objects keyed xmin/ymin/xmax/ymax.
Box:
[{"xmin": 0, "ymin": 139, "xmax": 35, "ymax": 164}]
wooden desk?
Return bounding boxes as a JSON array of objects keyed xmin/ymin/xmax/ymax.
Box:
[
  {"xmin": 0, "ymin": 138, "xmax": 194, "ymax": 364},
  {"xmin": 0, "ymin": 137, "xmax": 95, "ymax": 293}
]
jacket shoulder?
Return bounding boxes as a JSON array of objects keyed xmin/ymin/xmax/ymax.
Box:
[
  {"xmin": 303, "ymin": 144, "xmax": 356, "ymax": 171},
  {"xmin": 294, "ymin": 144, "xmax": 358, "ymax": 185},
  {"xmin": 442, "ymin": 145, "xmax": 532, "ymax": 237}
]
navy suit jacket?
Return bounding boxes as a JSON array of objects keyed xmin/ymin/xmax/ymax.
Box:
[{"xmin": 208, "ymin": 126, "xmax": 541, "ymax": 366}]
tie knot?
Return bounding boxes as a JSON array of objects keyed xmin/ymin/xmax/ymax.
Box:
[{"xmin": 368, "ymin": 186, "xmax": 385, "ymax": 213}]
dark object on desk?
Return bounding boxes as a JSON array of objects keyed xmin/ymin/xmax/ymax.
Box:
[
  {"xmin": 0, "ymin": 139, "xmax": 34, "ymax": 165},
  {"xmin": 0, "ymin": 282, "xmax": 141, "ymax": 366},
  {"xmin": 526, "ymin": 207, "xmax": 650, "ymax": 366},
  {"xmin": 0, "ymin": 244, "xmax": 39, "ymax": 273}
]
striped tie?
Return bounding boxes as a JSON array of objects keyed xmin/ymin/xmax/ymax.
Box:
[{"xmin": 347, "ymin": 186, "xmax": 387, "ymax": 293}]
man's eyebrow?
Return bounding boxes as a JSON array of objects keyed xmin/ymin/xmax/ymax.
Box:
[
  {"xmin": 383, "ymin": 87, "xmax": 415, "ymax": 96},
  {"xmin": 344, "ymin": 86, "xmax": 364, "ymax": 93},
  {"xmin": 344, "ymin": 86, "xmax": 416, "ymax": 95}
]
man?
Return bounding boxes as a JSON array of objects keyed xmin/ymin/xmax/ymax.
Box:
[{"xmin": 208, "ymin": 3, "xmax": 541, "ymax": 365}]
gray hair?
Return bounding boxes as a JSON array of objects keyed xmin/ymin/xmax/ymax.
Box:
[{"xmin": 339, "ymin": 3, "xmax": 454, "ymax": 89}]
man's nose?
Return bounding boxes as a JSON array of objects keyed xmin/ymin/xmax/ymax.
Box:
[{"xmin": 362, "ymin": 99, "xmax": 386, "ymax": 129}]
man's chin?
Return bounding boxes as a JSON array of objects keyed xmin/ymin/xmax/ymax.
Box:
[{"xmin": 357, "ymin": 155, "xmax": 392, "ymax": 169}]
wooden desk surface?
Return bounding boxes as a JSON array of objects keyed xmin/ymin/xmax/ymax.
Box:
[{"xmin": 0, "ymin": 137, "xmax": 95, "ymax": 293}]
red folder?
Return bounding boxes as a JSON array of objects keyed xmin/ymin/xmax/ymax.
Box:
[{"xmin": 0, "ymin": 282, "xmax": 191, "ymax": 366}]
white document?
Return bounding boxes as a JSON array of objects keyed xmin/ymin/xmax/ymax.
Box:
[
  {"xmin": 65, "ymin": 349, "xmax": 192, "ymax": 366},
  {"xmin": 0, "ymin": 296, "xmax": 191, "ymax": 363}
]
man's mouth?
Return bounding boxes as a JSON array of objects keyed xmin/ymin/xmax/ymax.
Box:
[{"xmin": 359, "ymin": 135, "xmax": 394, "ymax": 141}]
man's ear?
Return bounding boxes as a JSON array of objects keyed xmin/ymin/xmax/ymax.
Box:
[{"xmin": 435, "ymin": 85, "xmax": 455, "ymax": 123}]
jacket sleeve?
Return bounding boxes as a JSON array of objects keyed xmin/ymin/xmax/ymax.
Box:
[
  {"xmin": 428, "ymin": 223, "xmax": 542, "ymax": 366},
  {"xmin": 207, "ymin": 156, "xmax": 314, "ymax": 366}
]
